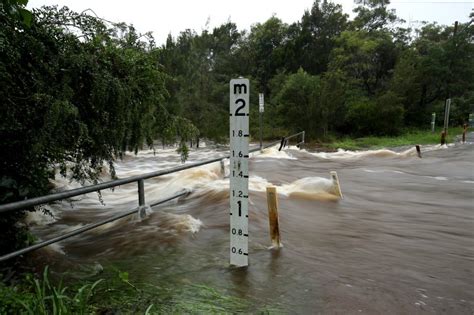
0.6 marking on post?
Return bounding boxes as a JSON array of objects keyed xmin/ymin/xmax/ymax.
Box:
[{"xmin": 229, "ymin": 78, "xmax": 249, "ymax": 267}]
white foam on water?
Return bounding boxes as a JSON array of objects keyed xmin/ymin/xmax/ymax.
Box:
[
  {"xmin": 249, "ymin": 175, "xmax": 274, "ymax": 192},
  {"xmin": 160, "ymin": 213, "xmax": 203, "ymax": 234},
  {"xmin": 393, "ymin": 170, "xmax": 405, "ymax": 174},
  {"xmin": 257, "ymin": 146, "xmax": 296, "ymax": 160},
  {"xmin": 311, "ymin": 147, "xmax": 418, "ymax": 160},
  {"xmin": 134, "ymin": 205, "xmax": 153, "ymax": 222},
  {"xmin": 45, "ymin": 243, "xmax": 65, "ymax": 255},
  {"xmin": 196, "ymin": 175, "xmax": 273, "ymax": 196},
  {"xmin": 279, "ymin": 177, "xmax": 334, "ymax": 196},
  {"xmin": 363, "ymin": 169, "xmax": 407, "ymax": 175},
  {"xmin": 287, "ymin": 145, "xmax": 303, "ymax": 151},
  {"xmin": 363, "ymin": 169, "xmax": 378, "ymax": 173},
  {"xmin": 277, "ymin": 177, "xmax": 340, "ymax": 201},
  {"xmin": 193, "ymin": 174, "xmax": 341, "ymax": 202},
  {"xmin": 147, "ymin": 162, "xmax": 222, "ymax": 195},
  {"xmin": 417, "ymin": 143, "xmax": 454, "ymax": 153},
  {"xmin": 25, "ymin": 207, "xmax": 58, "ymax": 226}
]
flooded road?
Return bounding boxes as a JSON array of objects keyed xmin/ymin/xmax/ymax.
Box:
[{"xmin": 29, "ymin": 136, "xmax": 474, "ymax": 314}]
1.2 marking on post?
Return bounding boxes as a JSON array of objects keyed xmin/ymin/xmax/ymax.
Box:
[{"xmin": 229, "ymin": 78, "xmax": 249, "ymax": 267}]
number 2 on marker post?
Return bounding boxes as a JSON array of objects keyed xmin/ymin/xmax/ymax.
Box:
[{"xmin": 229, "ymin": 78, "xmax": 249, "ymax": 267}]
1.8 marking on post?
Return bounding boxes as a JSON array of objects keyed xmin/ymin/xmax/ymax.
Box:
[{"xmin": 229, "ymin": 78, "xmax": 249, "ymax": 267}]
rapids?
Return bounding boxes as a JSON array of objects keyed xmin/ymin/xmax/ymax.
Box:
[{"xmin": 27, "ymin": 138, "xmax": 474, "ymax": 313}]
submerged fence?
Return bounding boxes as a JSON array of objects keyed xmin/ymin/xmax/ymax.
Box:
[{"xmin": 0, "ymin": 132, "xmax": 305, "ymax": 262}]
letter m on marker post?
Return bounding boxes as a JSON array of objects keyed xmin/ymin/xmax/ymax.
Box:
[{"xmin": 234, "ymin": 84, "xmax": 247, "ymax": 94}]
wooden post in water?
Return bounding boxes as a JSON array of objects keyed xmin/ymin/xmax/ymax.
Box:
[
  {"xmin": 416, "ymin": 145, "xmax": 422, "ymax": 158},
  {"xmin": 440, "ymin": 128, "xmax": 447, "ymax": 146},
  {"xmin": 330, "ymin": 171, "xmax": 343, "ymax": 199},
  {"xmin": 266, "ymin": 186, "xmax": 281, "ymax": 248},
  {"xmin": 462, "ymin": 124, "xmax": 467, "ymax": 143}
]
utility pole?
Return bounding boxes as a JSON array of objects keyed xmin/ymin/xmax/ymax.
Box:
[{"xmin": 444, "ymin": 21, "xmax": 458, "ymax": 137}]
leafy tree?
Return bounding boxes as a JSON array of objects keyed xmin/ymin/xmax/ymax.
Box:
[
  {"xmin": 0, "ymin": 5, "xmax": 193, "ymax": 257},
  {"xmin": 329, "ymin": 30, "xmax": 397, "ymax": 96},
  {"xmin": 320, "ymin": 70, "xmax": 349, "ymax": 133},
  {"xmin": 344, "ymin": 91, "xmax": 403, "ymax": 136},
  {"xmin": 273, "ymin": 69, "xmax": 324, "ymax": 138},
  {"xmin": 352, "ymin": 0, "xmax": 397, "ymax": 32},
  {"xmin": 389, "ymin": 20, "xmax": 474, "ymax": 126},
  {"xmin": 287, "ymin": 0, "xmax": 348, "ymax": 75},
  {"xmin": 245, "ymin": 16, "xmax": 288, "ymax": 92},
  {"xmin": 0, "ymin": 0, "xmax": 32, "ymax": 26}
]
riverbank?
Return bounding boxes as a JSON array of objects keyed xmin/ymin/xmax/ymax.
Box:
[{"xmin": 305, "ymin": 127, "xmax": 465, "ymax": 151}]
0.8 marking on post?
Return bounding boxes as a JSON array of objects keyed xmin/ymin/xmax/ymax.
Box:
[{"xmin": 229, "ymin": 78, "xmax": 249, "ymax": 267}]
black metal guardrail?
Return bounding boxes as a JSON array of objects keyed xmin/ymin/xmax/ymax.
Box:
[
  {"xmin": 0, "ymin": 132, "xmax": 304, "ymax": 262},
  {"xmin": 278, "ymin": 131, "xmax": 305, "ymax": 151},
  {"xmin": 0, "ymin": 191, "xmax": 189, "ymax": 263}
]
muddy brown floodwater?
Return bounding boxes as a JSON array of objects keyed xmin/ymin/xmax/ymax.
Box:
[{"xmin": 28, "ymin": 136, "xmax": 474, "ymax": 314}]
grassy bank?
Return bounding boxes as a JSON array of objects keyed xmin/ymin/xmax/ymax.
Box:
[
  {"xmin": 324, "ymin": 127, "xmax": 464, "ymax": 151},
  {"xmin": 0, "ymin": 266, "xmax": 280, "ymax": 314}
]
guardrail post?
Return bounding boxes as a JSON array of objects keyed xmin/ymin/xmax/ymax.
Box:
[
  {"xmin": 138, "ymin": 179, "xmax": 145, "ymax": 206},
  {"xmin": 278, "ymin": 137, "xmax": 285, "ymax": 151}
]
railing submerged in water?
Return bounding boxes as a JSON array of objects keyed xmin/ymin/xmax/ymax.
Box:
[
  {"xmin": 0, "ymin": 132, "xmax": 305, "ymax": 262},
  {"xmin": 278, "ymin": 131, "xmax": 305, "ymax": 151}
]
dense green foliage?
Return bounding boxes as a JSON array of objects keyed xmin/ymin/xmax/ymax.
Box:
[
  {"xmin": 0, "ymin": 1, "xmax": 197, "ymax": 256},
  {"xmin": 158, "ymin": 0, "xmax": 473, "ymax": 140}
]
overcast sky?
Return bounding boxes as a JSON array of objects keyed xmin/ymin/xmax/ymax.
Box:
[{"xmin": 28, "ymin": 0, "xmax": 473, "ymax": 45}]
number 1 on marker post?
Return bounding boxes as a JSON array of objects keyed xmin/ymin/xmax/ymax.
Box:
[{"xmin": 229, "ymin": 78, "xmax": 249, "ymax": 267}]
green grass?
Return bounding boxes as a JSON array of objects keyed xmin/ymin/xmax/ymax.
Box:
[
  {"xmin": 0, "ymin": 266, "xmax": 103, "ymax": 315},
  {"xmin": 326, "ymin": 127, "xmax": 464, "ymax": 151},
  {"xmin": 1, "ymin": 266, "xmax": 282, "ymax": 314}
]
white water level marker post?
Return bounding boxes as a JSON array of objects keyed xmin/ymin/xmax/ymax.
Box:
[
  {"xmin": 431, "ymin": 112, "xmax": 436, "ymax": 133},
  {"xmin": 444, "ymin": 98, "xmax": 451, "ymax": 133},
  {"xmin": 259, "ymin": 93, "xmax": 264, "ymax": 151},
  {"xmin": 229, "ymin": 78, "xmax": 250, "ymax": 267}
]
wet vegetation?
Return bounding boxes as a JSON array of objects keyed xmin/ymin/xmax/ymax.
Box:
[{"xmin": 0, "ymin": 266, "xmax": 279, "ymax": 314}]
